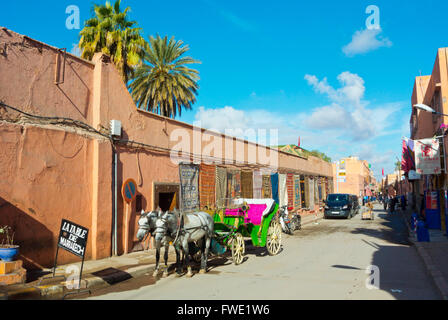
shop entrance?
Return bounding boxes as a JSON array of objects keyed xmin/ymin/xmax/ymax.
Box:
[{"xmin": 154, "ymin": 183, "xmax": 180, "ymax": 211}]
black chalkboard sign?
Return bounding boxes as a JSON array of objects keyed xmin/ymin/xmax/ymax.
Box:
[{"xmin": 58, "ymin": 219, "xmax": 89, "ymax": 258}]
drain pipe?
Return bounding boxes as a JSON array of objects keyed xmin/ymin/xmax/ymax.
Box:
[
  {"xmin": 113, "ymin": 146, "xmax": 118, "ymax": 256},
  {"xmin": 110, "ymin": 120, "xmax": 122, "ymax": 257}
]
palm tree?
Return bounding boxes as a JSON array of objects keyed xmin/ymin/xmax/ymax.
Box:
[
  {"xmin": 78, "ymin": 0, "xmax": 145, "ymax": 83},
  {"xmin": 129, "ymin": 35, "xmax": 201, "ymax": 118}
]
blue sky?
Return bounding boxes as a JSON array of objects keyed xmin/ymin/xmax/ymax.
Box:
[{"xmin": 1, "ymin": 0, "xmax": 447, "ymax": 180}]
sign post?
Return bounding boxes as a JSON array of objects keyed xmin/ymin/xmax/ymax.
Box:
[
  {"xmin": 39, "ymin": 219, "xmax": 90, "ymax": 299},
  {"xmin": 122, "ymin": 179, "xmax": 138, "ymax": 254}
]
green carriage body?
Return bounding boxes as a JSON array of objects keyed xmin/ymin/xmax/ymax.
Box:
[{"xmin": 211, "ymin": 201, "xmax": 279, "ymax": 248}]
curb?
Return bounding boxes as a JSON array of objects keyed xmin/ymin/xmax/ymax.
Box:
[
  {"xmin": 4, "ymin": 262, "xmax": 162, "ymax": 300},
  {"xmin": 4, "ymin": 213, "xmax": 323, "ymax": 300},
  {"xmin": 301, "ymin": 213, "xmax": 324, "ymax": 227},
  {"xmin": 400, "ymin": 209, "xmax": 448, "ymax": 300}
]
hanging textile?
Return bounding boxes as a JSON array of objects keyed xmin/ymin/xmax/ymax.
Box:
[
  {"xmin": 304, "ymin": 176, "xmax": 310, "ymax": 209},
  {"xmin": 279, "ymin": 174, "xmax": 287, "ymax": 208},
  {"xmin": 235, "ymin": 170, "xmax": 242, "ymax": 198},
  {"xmin": 241, "ymin": 171, "xmax": 254, "ymax": 199},
  {"xmin": 226, "ymin": 169, "xmax": 241, "ymax": 199},
  {"xmin": 215, "ymin": 167, "xmax": 227, "ymax": 207},
  {"xmin": 253, "ymin": 171, "xmax": 263, "ymax": 199},
  {"xmin": 179, "ymin": 163, "xmax": 200, "ymax": 213},
  {"xmin": 309, "ymin": 177, "xmax": 315, "ymax": 210},
  {"xmin": 317, "ymin": 178, "xmax": 322, "ymax": 203},
  {"xmin": 262, "ymin": 175, "xmax": 272, "ymax": 199},
  {"xmin": 199, "ymin": 164, "xmax": 216, "ymax": 209},
  {"xmin": 270, "ymin": 173, "xmax": 279, "ymax": 204},
  {"xmin": 286, "ymin": 173, "xmax": 294, "ymax": 208},
  {"xmin": 294, "ymin": 175, "xmax": 301, "ymax": 210}
]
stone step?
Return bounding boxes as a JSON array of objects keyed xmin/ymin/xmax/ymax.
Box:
[
  {"xmin": 0, "ymin": 260, "xmax": 23, "ymax": 275},
  {"xmin": 0, "ymin": 268, "xmax": 26, "ymax": 285}
]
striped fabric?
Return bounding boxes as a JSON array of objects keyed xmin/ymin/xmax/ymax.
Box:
[
  {"xmin": 215, "ymin": 167, "xmax": 227, "ymax": 207},
  {"xmin": 226, "ymin": 169, "xmax": 241, "ymax": 199},
  {"xmin": 309, "ymin": 177, "xmax": 315, "ymax": 210},
  {"xmin": 279, "ymin": 174, "xmax": 287, "ymax": 208},
  {"xmin": 294, "ymin": 175, "xmax": 301, "ymax": 209},
  {"xmin": 241, "ymin": 171, "xmax": 254, "ymax": 199},
  {"xmin": 286, "ymin": 173, "xmax": 294, "ymax": 208},
  {"xmin": 253, "ymin": 171, "xmax": 263, "ymax": 199},
  {"xmin": 199, "ymin": 164, "xmax": 216, "ymax": 208},
  {"xmin": 304, "ymin": 176, "xmax": 310, "ymax": 209}
]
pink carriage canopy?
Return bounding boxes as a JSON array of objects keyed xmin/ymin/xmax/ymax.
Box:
[{"xmin": 224, "ymin": 199, "xmax": 276, "ymax": 225}]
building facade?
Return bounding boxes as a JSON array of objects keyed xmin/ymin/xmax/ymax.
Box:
[
  {"xmin": 333, "ymin": 157, "xmax": 374, "ymax": 198},
  {"xmin": 0, "ymin": 28, "xmax": 335, "ymax": 269},
  {"xmin": 407, "ymin": 47, "xmax": 448, "ymax": 231}
]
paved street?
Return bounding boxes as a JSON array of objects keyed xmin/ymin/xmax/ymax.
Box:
[{"xmin": 87, "ymin": 204, "xmax": 440, "ymax": 300}]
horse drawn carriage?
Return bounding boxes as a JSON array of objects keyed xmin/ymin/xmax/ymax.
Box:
[
  {"xmin": 136, "ymin": 198, "xmax": 282, "ymax": 277},
  {"xmin": 202, "ymin": 198, "xmax": 282, "ymax": 265}
]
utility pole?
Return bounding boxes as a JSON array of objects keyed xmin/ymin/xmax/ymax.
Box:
[{"xmin": 336, "ymin": 161, "xmax": 339, "ymax": 193}]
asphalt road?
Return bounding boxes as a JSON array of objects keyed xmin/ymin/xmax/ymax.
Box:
[{"xmin": 87, "ymin": 204, "xmax": 440, "ymax": 300}]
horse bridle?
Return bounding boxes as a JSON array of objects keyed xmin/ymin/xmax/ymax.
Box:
[{"xmin": 139, "ymin": 212, "xmax": 157, "ymax": 243}]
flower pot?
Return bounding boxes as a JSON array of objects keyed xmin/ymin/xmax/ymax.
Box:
[{"xmin": 0, "ymin": 245, "xmax": 20, "ymax": 262}]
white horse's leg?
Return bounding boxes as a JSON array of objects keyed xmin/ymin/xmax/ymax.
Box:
[
  {"xmin": 184, "ymin": 238, "xmax": 193, "ymax": 278},
  {"xmin": 200, "ymin": 236, "xmax": 211, "ymax": 274},
  {"xmin": 153, "ymin": 245, "xmax": 160, "ymax": 277},
  {"xmin": 162, "ymin": 243, "xmax": 169, "ymax": 278},
  {"xmin": 175, "ymin": 245, "xmax": 182, "ymax": 277}
]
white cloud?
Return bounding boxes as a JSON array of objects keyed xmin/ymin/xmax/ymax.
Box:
[
  {"xmin": 195, "ymin": 106, "xmax": 248, "ymax": 131},
  {"xmin": 303, "ymin": 72, "xmax": 374, "ymax": 140},
  {"xmin": 305, "ymin": 103, "xmax": 354, "ymax": 130},
  {"xmin": 194, "ymin": 71, "xmax": 405, "ymax": 176},
  {"xmin": 302, "ymin": 71, "xmax": 405, "ymax": 178},
  {"xmin": 305, "ymin": 71, "xmax": 365, "ymax": 107},
  {"xmin": 342, "ymin": 28, "xmax": 392, "ymax": 57}
]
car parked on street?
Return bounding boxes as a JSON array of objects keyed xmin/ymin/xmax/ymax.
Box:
[{"xmin": 324, "ymin": 193, "xmax": 356, "ymax": 219}]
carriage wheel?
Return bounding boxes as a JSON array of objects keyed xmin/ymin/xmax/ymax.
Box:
[
  {"xmin": 231, "ymin": 233, "xmax": 245, "ymax": 265},
  {"xmin": 266, "ymin": 220, "xmax": 282, "ymax": 256}
]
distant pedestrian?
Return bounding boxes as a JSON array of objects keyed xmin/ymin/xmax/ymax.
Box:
[
  {"xmin": 389, "ymin": 197, "xmax": 396, "ymax": 213},
  {"xmin": 401, "ymin": 195, "xmax": 406, "ymax": 211},
  {"xmin": 419, "ymin": 193, "xmax": 426, "ymax": 220}
]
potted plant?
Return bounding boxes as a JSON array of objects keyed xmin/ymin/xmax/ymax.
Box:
[{"xmin": 0, "ymin": 225, "xmax": 19, "ymax": 262}]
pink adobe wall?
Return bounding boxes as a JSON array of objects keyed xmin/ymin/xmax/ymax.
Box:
[
  {"xmin": 411, "ymin": 49, "xmax": 448, "ymax": 170},
  {"xmin": 0, "ymin": 122, "xmax": 112, "ymax": 269},
  {"xmin": 334, "ymin": 157, "xmax": 370, "ymax": 197},
  {"xmin": 0, "ymin": 28, "xmax": 95, "ymax": 124}
]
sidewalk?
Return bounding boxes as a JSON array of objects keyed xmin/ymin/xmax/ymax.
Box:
[
  {"xmin": 401, "ymin": 207, "xmax": 448, "ymax": 300},
  {"xmin": 0, "ymin": 211, "xmax": 325, "ymax": 300},
  {"xmin": 300, "ymin": 211, "xmax": 324, "ymax": 227},
  {"xmin": 0, "ymin": 248, "xmax": 178, "ymax": 300}
]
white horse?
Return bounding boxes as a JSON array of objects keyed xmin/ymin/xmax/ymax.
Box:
[
  {"xmin": 153, "ymin": 210, "xmax": 214, "ymax": 278},
  {"xmin": 136, "ymin": 210, "xmax": 175, "ymax": 278}
]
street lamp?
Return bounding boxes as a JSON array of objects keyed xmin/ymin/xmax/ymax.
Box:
[{"xmin": 414, "ymin": 103, "xmax": 448, "ymax": 117}]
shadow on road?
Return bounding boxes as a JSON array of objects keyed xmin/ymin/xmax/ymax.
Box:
[{"xmin": 350, "ymin": 209, "xmax": 439, "ymax": 300}]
